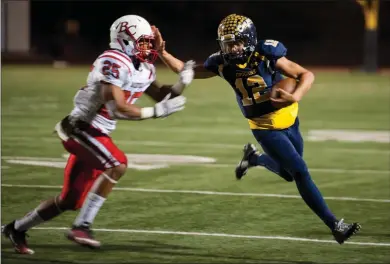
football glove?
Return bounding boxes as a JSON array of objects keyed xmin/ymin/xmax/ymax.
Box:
[
  {"xmin": 179, "ymin": 60, "xmax": 195, "ymax": 85},
  {"xmin": 154, "ymin": 93, "xmax": 186, "ymax": 118}
]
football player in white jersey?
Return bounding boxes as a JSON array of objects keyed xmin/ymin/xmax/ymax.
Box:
[{"xmin": 2, "ymin": 15, "xmax": 195, "ymax": 254}]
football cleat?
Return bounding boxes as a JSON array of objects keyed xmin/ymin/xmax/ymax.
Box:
[
  {"xmin": 2, "ymin": 221, "xmax": 34, "ymax": 254},
  {"xmin": 332, "ymin": 218, "xmax": 361, "ymax": 244},
  {"xmin": 235, "ymin": 143, "xmax": 257, "ymax": 180},
  {"xmin": 66, "ymin": 225, "xmax": 101, "ymax": 249}
]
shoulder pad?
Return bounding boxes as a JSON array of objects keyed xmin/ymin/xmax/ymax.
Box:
[{"xmin": 257, "ymin": 40, "xmax": 287, "ymax": 60}]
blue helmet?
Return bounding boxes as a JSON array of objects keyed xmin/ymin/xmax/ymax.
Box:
[{"xmin": 217, "ymin": 14, "xmax": 258, "ymax": 65}]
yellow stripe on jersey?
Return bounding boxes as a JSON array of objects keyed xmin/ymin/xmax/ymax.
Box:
[{"xmin": 248, "ymin": 102, "xmax": 299, "ymax": 130}]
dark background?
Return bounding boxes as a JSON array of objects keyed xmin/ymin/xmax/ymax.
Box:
[{"xmin": 29, "ymin": 0, "xmax": 390, "ymax": 66}]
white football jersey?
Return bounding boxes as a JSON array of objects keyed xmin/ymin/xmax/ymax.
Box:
[{"xmin": 69, "ymin": 49, "xmax": 156, "ymax": 134}]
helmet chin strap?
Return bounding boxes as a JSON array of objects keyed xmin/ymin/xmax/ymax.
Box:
[{"xmin": 109, "ymin": 42, "xmax": 122, "ymax": 50}]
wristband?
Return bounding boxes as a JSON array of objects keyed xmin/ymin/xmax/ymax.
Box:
[{"xmin": 140, "ymin": 107, "xmax": 155, "ymax": 119}]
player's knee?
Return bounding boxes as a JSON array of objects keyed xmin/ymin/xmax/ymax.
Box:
[
  {"xmin": 284, "ymin": 159, "xmax": 310, "ymax": 181},
  {"xmin": 110, "ymin": 163, "xmax": 127, "ymax": 181},
  {"xmin": 280, "ymin": 170, "xmax": 294, "ymax": 182},
  {"xmin": 109, "ymin": 152, "xmax": 127, "ymax": 181},
  {"xmin": 290, "ymin": 165, "xmax": 310, "ymax": 181}
]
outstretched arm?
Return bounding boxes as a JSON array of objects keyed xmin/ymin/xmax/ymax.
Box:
[
  {"xmin": 152, "ymin": 26, "xmax": 217, "ymax": 79},
  {"xmin": 102, "ymin": 82, "xmax": 185, "ymax": 120},
  {"xmin": 145, "ymin": 80, "xmax": 175, "ymax": 102},
  {"xmin": 145, "ymin": 59, "xmax": 195, "ymax": 102},
  {"xmin": 145, "ymin": 77, "xmax": 190, "ymax": 102},
  {"xmin": 159, "ymin": 50, "xmax": 184, "ymax": 74}
]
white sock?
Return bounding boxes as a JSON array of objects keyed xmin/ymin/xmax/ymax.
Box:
[
  {"xmin": 73, "ymin": 192, "xmax": 106, "ymax": 227},
  {"xmin": 14, "ymin": 210, "xmax": 44, "ymax": 231}
]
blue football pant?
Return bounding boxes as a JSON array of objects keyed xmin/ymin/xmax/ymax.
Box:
[{"xmin": 249, "ymin": 118, "xmax": 337, "ymax": 229}]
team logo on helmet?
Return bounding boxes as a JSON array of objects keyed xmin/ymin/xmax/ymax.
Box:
[
  {"xmin": 217, "ymin": 14, "xmax": 258, "ymax": 65},
  {"xmin": 117, "ymin": 22, "xmax": 137, "ymax": 37}
]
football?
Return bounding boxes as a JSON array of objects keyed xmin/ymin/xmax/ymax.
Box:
[{"xmin": 270, "ymin": 77, "xmax": 298, "ymax": 109}]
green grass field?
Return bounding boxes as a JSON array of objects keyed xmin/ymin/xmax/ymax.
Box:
[{"xmin": 1, "ymin": 65, "xmax": 390, "ymax": 263}]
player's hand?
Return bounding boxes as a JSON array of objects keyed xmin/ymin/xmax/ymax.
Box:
[
  {"xmin": 154, "ymin": 93, "xmax": 186, "ymax": 118},
  {"xmin": 270, "ymin": 88, "xmax": 299, "ymax": 104},
  {"xmin": 151, "ymin": 25, "xmax": 165, "ymax": 54},
  {"xmin": 179, "ymin": 60, "xmax": 195, "ymax": 85}
]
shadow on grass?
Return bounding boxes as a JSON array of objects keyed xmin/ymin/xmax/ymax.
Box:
[{"xmin": 2, "ymin": 239, "xmax": 317, "ymax": 264}]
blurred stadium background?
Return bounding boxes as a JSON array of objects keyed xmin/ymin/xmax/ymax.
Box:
[
  {"xmin": 2, "ymin": 1, "xmax": 390, "ymax": 263},
  {"xmin": 2, "ymin": 0, "xmax": 390, "ymax": 70}
]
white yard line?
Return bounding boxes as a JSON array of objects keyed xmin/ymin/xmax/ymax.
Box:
[
  {"xmin": 1, "ymin": 154, "xmax": 390, "ymax": 175},
  {"xmin": 326, "ymin": 148, "xmax": 390, "ymax": 154},
  {"xmin": 1, "ymin": 155, "xmax": 389, "ymax": 175},
  {"xmin": 31, "ymin": 226, "xmax": 390, "ymax": 247},
  {"xmin": 114, "ymin": 140, "xmax": 390, "ymax": 155},
  {"xmin": 308, "ymin": 130, "xmax": 390, "ymax": 143},
  {"xmin": 2, "ymin": 184, "xmax": 389, "ymax": 203}
]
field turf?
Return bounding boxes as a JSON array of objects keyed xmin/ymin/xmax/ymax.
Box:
[{"xmin": 1, "ymin": 65, "xmax": 390, "ymax": 263}]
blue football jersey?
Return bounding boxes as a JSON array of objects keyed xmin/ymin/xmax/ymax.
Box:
[{"xmin": 204, "ymin": 39, "xmax": 287, "ymax": 118}]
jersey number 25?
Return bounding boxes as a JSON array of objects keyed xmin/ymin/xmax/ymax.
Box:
[{"xmin": 102, "ymin": 60, "xmax": 121, "ymax": 79}]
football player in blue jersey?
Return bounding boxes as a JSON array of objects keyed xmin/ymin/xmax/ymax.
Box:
[{"xmin": 153, "ymin": 14, "xmax": 360, "ymax": 244}]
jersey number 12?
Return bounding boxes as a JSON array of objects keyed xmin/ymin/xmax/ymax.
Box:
[{"xmin": 235, "ymin": 75, "xmax": 269, "ymax": 106}]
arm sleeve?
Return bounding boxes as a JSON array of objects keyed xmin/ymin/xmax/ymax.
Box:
[
  {"xmin": 203, "ymin": 52, "xmax": 224, "ymax": 75},
  {"xmin": 259, "ymin": 39, "xmax": 287, "ymax": 61}
]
